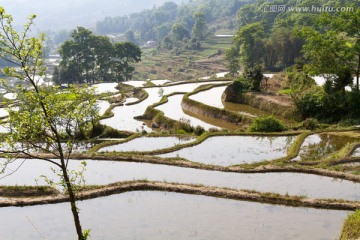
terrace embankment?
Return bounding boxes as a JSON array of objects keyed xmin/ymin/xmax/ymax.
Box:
[
  {"xmin": 2, "ymin": 181, "xmax": 360, "ymax": 211},
  {"xmin": 181, "ymin": 84, "xmax": 253, "ymax": 128},
  {"xmin": 222, "ymin": 84, "xmax": 302, "ymax": 121}
]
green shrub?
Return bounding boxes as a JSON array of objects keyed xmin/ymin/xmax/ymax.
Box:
[
  {"xmin": 338, "ymin": 118, "xmax": 360, "ymax": 127},
  {"xmin": 176, "ymin": 129, "xmax": 187, "ymax": 134},
  {"xmin": 249, "ymin": 116, "xmax": 286, "ymax": 132},
  {"xmin": 243, "ymin": 65, "xmax": 263, "ymax": 91},
  {"xmin": 284, "ymin": 70, "xmax": 316, "ymax": 91},
  {"xmin": 292, "ymin": 90, "xmax": 323, "ymax": 118},
  {"xmin": 301, "ymin": 118, "xmax": 319, "ymax": 130},
  {"xmin": 208, "ymin": 127, "xmax": 220, "ymax": 132},
  {"xmin": 194, "ymin": 125, "xmax": 205, "ymax": 136},
  {"xmin": 232, "ymin": 77, "xmax": 251, "ymax": 93},
  {"xmin": 99, "ymin": 125, "xmax": 132, "ymax": 138}
]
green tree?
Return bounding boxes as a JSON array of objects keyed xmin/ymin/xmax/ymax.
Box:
[
  {"xmin": 171, "ymin": 22, "xmax": 189, "ymax": 42},
  {"xmin": 52, "ymin": 66, "xmax": 61, "ymax": 85},
  {"xmin": 0, "ymin": 9, "xmax": 98, "ymax": 240},
  {"xmin": 225, "ymin": 46, "xmax": 240, "ymax": 77},
  {"xmin": 192, "ymin": 11, "xmax": 207, "ymax": 40},
  {"xmin": 59, "ymin": 27, "xmax": 141, "ymax": 84},
  {"xmin": 125, "ymin": 29, "xmax": 136, "ymax": 43},
  {"xmin": 237, "ymin": 3, "xmax": 260, "ymax": 28},
  {"xmin": 112, "ymin": 42, "xmax": 141, "ymax": 82},
  {"xmin": 233, "ymin": 22, "xmax": 265, "ymax": 70},
  {"xmin": 59, "ymin": 27, "xmax": 96, "ymax": 83},
  {"xmin": 299, "ymin": 3, "xmax": 360, "ymax": 90},
  {"xmin": 244, "ymin": 65, "xmax": 263, "ymax": 91},
  {"xmin": 267, "ymin": 27, "xmax": 303, "ymax": 70}
]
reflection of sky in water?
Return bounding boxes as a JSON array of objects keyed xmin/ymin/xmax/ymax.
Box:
[
  {"xmin": 160, "ymin": 136, "xmax": 296, "ymax": 166},
  {"xmin": 156, "ymin": 94, "xmax": 223, "ymax": 130},
  {"xmin": 96, "ymin": 100, "xmax": 110, "ymax": 116},
  {"xmin": 2, "ymin": 159, "xmax": 360, "ymax": 201},
  {"xmin": 101, "ymin": 82, "xmax": 227, "ymax": 132},
  {"xmin": 189, "ymin": 86, "xmax": 227, "ymax": 109},
  {"xmin": 93, "ymin": 82, "xmax": 118, "ymax": 94},
  {"xmin": 99, "ymin": 136, "xmax": 194, "ymax": 152},
  {"xmin": 352, "ymin": 147, "xmax": 360, "ymax": 157},
  {"xmin": 295, "ymin": 133, "xmax": 359, "ymax": 161},
  {"xmin": 0, "ymin": 191, "xmax": 348, "ymax": 240}
]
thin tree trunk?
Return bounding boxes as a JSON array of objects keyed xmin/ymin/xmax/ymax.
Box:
[
  {"xmin": 61, "ymin": 164, "xmax": 84, "ymax": 240},
  {"xmin": 357, "ymin": 54, "xmax": 360, "ymax": 90}
]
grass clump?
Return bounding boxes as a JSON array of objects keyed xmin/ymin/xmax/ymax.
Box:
[
  {"xmin": 341, "ymin": 210, "xmax": 360, "ymax": 240},
  {"xmin": 300, "ymin": 118, "xmax": 320, "ymax": 130},
  {"xmin": 249, "ymin": 116, "xmax": 286, "ymax": 132}
]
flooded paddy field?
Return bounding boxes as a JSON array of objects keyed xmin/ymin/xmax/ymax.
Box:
[
  {"xmin": 189, "ymin": 85, "xmax": 295, "ymax": 124},
  {"xmin": 159, "ymin": 135, "xmax": 296, "ymax": 166},
  {"xmin": 2, "ymin": 159, "xmax": 360, "ymax": 201},
  {"xmin": 100, "ymin": 81, "xmax": 229, "ymax": 132},
  {"xmin": 352, "ymin": 147, "xmax": 360, "ymax": 157},
  {"xmin": 156, "ymin": 94, "xmax": 231, "ymax": 130},
  {"xmin": 98, "ymin": 136, "xmax": 194, "ymax": 152},
  {"xmin": 1, "ymin": 78, "xmax": 359, "ymax": 239},
  {"xmin": 295, "ymin": 132, "xmax": 360, "ymax": 161},
  {"xmin": 0, "ymin": 191, "xmax": 348, "ymax": 240}
]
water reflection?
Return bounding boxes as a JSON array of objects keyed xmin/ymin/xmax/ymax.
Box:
[
  {"xmin": 93, "ymin": 83, "xmax": 118, "ymax": 94},
  {"xmin": 101, "ymin": 82, "xmax": 228, "ymax": 132},
  {"xmin": 159, "ymin": 136, "xmax": 296, "ymax": 166},
  {"xmin": 295, "ymin": 133, "xmax": 360, "ymax": 161},
  {"xmin": 98, "ymin": 136, "xmax": 194, "ymax": 152},
  {"xmin": 3, "ymin": 159, "xmax": 360, "ymax": 200},
  {"xmin": 0, "ymin": 191, "xmax": 348, "ymax": 240},
  {"xmin": 352, "ymin": 147, "xmax": 360, "ymax": 157},
  {"xmin": 156, "ymin": 94, "xmax": 229, "ymax": 130},
  {"xmin": 96, "ymin": 100, "xmax": 110, "ymax": 116},
  {"xmin": 190, "ymin": 85, "xmax": 294, "ymax": 124}
]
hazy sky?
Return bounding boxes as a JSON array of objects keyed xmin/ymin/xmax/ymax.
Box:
[{"xmin": 0, "ymin": 0, "xmax": 188, "ymax": 31}]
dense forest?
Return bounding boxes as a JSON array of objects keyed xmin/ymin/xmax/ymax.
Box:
[
  {"xmin": 225, "ymin": 0, "xmax": 360, "ymax": 123},
  {"xmin": 96, "ymin": 0, "xmax": 254, "ymax": 41},
  {"xmin": 0, "ymin": 0, "xmax": 187, "ymax": 30}
]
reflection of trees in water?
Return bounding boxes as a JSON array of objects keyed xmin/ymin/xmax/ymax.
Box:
[
  {"xmin": 300, "ymin": 134, "xmax": 357, "ymax": 160},
  {"xmin": 255, "ymin": 136, "xmax": 295, "ymax": 153}
]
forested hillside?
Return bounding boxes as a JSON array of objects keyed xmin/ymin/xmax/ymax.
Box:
[
  {"xmin": 225, "ymin": 0, "xmax": 360, "ymax": 123},
  {"xmin": 96, "ymin": 0, "xmax": 254, "ymax": 41},
  {"xmin": 0, "ymin": 0, "xmax": 187, "ymax": 30},
  {"xmin": 226, "ymin": 0, "xmax": 360, "ymax": 72}
]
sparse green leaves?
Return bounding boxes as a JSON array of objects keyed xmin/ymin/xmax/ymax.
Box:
[{"xmin": 0, "ymin": 7, "xmax": 97, "ymax": 240}]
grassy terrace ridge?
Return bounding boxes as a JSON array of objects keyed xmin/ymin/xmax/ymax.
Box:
[
  {"xmin": 89, "ymin": 128, "xmax": 357, "ymax": 160},
  {"xmin": 90, "ymin": 128, "xmax": 301, "ymax": 154},
  {"xmin": 89, "ymin": 132, "xmax": 194, "ymax": 153},
  {"xmin": 100, "ymin": 79, "xmax": 233, "ymax": 132},
  {"xmin": 124, "ymin": 88, "xmax": 149, "ymax": 106},
  {"xmin": 138, "ymin": 91, "xmax": 194, "ymax": 133},
  {"xmin": 143, "ymin": 78, "xmax": 232, "ymax": 88},
  {"xmin": 3, "ymin": 129, "xmax": 360, "ymax": 182},
  {"xmin": 99, "ymin": 83, "xmax": 149, "ymax": 120},
  {"xmin": 0, "ymin": 186, "xmax": 59, "ymax": 197},
  {"xmin": 341, "ymin": 210, "xmax": 360, "ymax": 240},
  {"xmin": 182, "ymin": 83, "xmax": 254, "ymax": 126},
  {"xmin": 2, "ymin": 180, "xmax": 360, "ymax": 211}
]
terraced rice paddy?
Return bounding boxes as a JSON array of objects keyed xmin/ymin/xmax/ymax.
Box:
[{"xmin": 1, "ymin": 79, "xmax": 360, "ymax": 239}]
